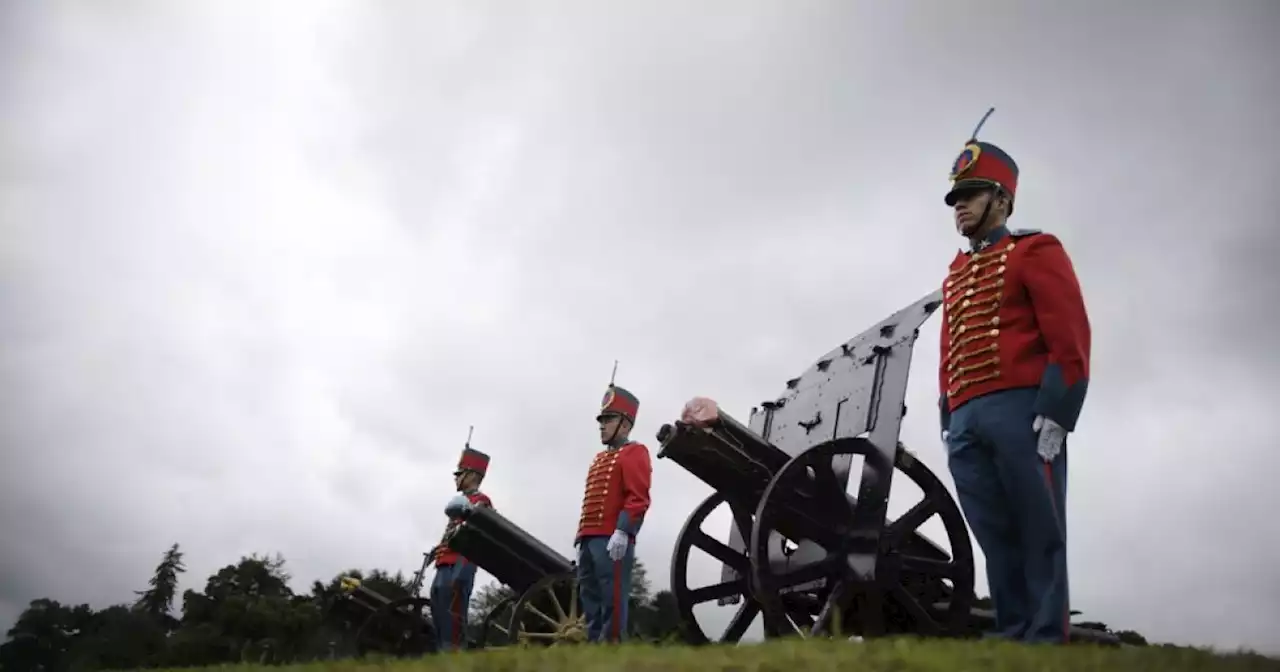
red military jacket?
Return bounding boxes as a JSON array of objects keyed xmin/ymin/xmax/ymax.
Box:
[
  {"xmin": 433, "ymin": 491, "xmax": 493, "ymax": 566},
  {"xmin": 576, "ymin": 441, "xmax": 652, "ymax": 541},
  {"xmin": 939, "ymin": 227, "xmax": 1092, "ymax": 431}
]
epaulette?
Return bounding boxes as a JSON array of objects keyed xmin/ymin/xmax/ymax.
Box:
[{"xmin": 1009, "ymin": 228, "xmax": 1042, "ymax": 238}]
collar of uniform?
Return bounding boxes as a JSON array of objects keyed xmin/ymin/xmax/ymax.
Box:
[
  {"xmin": 968, "ymin": 225, "xmax": 1010, "ymax": 253},
  {"xmin": 605, "ymin": 440, "xmax": 632, "ymax": 452},
  {"xmin": 461, "ymin": 488, "xmax": 478, "ymax": 495}
]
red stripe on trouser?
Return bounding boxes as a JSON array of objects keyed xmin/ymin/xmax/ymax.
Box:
[
  {"xmin": 611, "ymin": 559, "xmax": 623, "ymax": 642},
  {"xmin": 451, "ymin": 582, "xmax": 463, "ymax": 648},
  {"xmin": 1041, "ymin": 462, "xmax": 1068, "ymax": 645}
]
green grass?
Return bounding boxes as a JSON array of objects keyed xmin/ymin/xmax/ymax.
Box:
[{"xmin": 153, "ymin": 638, "xmax": 1280, "ymax": 672}]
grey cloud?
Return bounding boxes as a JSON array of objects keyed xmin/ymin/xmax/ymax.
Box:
[{"xmin": 2, "ymin": 0, "xmax": 1278, "ymax": 654}]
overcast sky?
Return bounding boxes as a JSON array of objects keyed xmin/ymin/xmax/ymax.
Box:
[{"xmin": 2, "ymin": 0, "xmax": 1278, "ymax": 656}]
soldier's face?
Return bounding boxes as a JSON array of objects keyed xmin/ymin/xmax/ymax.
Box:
[
  {"xmin": 598, "ymin": 414, "xmax": 630, "ymax": 441},
  {"xmin": 952, "ymin": 188, "xmax": 991, "ymax": 235},
  {"xmin": 598, "ymin": 414, "xmax": 619, "ymax": 439},
  {"xmin": 953, "ymin": 187, "xmax": 1009, "ymax": 236},
  {"xmin": 455, "ymin": 471, "xmax": 480, "ymax": 491}
]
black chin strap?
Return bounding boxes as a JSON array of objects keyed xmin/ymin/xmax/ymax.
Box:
[
  {"xmin": 971, "ymin": 186, "xmax": 1005, "ymax": 249},
  {"xmin": 602, "ymin": 417, "xmax": 628, "ymax": 447}
]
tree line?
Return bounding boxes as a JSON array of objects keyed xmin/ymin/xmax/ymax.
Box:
[
  {"xmin": 0, "ymin": 543, "xmax": 681, "ymax": 671},
  {"xmin": 1, "ymin": 543, "xmax": 1152, "ymax": 671}
]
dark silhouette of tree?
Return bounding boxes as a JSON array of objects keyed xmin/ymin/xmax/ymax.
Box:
[
  {"xmin": 0, "ymin": 599, "xmax": 96, "ymax": 672},
  {"xmin": 64, "ymin": 606, "xmax": 166, "ymax": 671},
  {"xmin": 0, "ymin": 546, "xmax": 1157, "ymax": 668},
  {"xmin": 630, "ymin": 560, "xmax": 652, "ymax": 605},
  {"xmin": 162, "ymin": 553, "xmax": 322, "ymax": 666},
  {"xmin": 132, "ymin": 543, "xmax": 185, "ymax": 632},
  {"xmin": 468, "ymin": 583, "xmax": 517, "ymax": 624},
  {"xmin": 630, "ymin": 589, "xmax": 680, "ymax": 642}
]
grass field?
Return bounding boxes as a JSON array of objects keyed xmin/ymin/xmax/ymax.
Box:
[{"xmin": 154, "ymin": 638, "xmax": 1280, "ymax": 672}]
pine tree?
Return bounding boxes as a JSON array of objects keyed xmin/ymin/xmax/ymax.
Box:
[{"xmin": 133, "ymin": 543, "xmax": 186, "ymax": 630}]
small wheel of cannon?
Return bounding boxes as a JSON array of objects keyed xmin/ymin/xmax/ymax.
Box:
[
  {"xmin": 475, "ymin": 594, "xmax": 517, "ymax": 648},
  {"xmin": 669, "ymin": 492, "xmax": 820, "ymax": 643},
  {"xmin": 749, "ymin": 437, "xmax": 975, "ymax": 640},
  {"xmin": 508, "ymin": 571, "xmax": 587, "ymax": 647},
  {"xmin": 354, "ymin": 596, "xmax": 436, "ymax": 658}
]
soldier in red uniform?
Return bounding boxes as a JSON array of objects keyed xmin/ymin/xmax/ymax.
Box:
[
  {"xmin": 938, "ymin": 114, "xmax": 1091, "ymax": 645},
  {"xmin": 575, "ymin": 384, "xmax": 652, "ymax": 643},
  {"xmin": 429, "ymin": 446, "xmax": 493, "ymax": 652}
]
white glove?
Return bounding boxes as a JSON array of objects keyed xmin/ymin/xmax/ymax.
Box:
[
  {"xmin": 606, "ymin": 529, "xmax": 629, "ymax": 561},
  {"xmin": 444, "ymin": 494, "xmax": 472, "ymax": 517},
  {"xmin": 941, "ymin": 429, "xmax": 950, "ymax": 444},
  {"xmin": 1033, "ymin": 415, "xmax": 1067, "ymax": 462}
]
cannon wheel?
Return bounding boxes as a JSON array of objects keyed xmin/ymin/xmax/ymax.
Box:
[
  {"xmin": 669, "ymin": 492, "xmax": 820, "ymax": 643},
  {"xmin": 669, "ymin": 492, "xmax": 752, "ymax": 644},
  {"xmin": 475, "ymin": 594, "xmax": 517, "ymax": 648},
  {"xmin": 749, "ymin": 437, "xmax": 975, "ymax": 640},
  {"xmin": 508, "ymin": 571, "xmax": 587, "ymax": 646},
  {"xmin": 354, "ymin": 596, "xmax": 436, "ymax": 658}
]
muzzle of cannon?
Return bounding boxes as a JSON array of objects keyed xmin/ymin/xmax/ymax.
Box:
[{"xmin": 658, "ymin": 289, "xmax": 981, "ymax": 643}]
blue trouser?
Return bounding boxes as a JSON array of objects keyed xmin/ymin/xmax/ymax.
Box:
[
  {"xmin": 429, "ymin": 559, "xmax": 477, "ymax": 652},
  {"xmin": 945, "ymin": 387, "xmax": 1069, "ymax": 644},
  {"xmin": 575, "ymin": 535, "xmax": 635, "ymax": 643}
]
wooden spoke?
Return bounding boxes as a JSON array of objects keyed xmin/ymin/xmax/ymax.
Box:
[
  {"xmin": 545, "ymin": 584, "xmax": 568, "ymax": 621},
  {"xmin": 886, "ymin": 498, "xmax": 938, "ymax": 541},
  {"xmin": 690, "ymin": 530, "xmax": 751, "ymax": 571},
  {"xmin": 527, "ymin": 603, "xmax": 559, "ymax": 629},
  {"xmin": 721, "ymin": 600, "xmax": 759, "ymax": 641},
  {"xmin": 688, "ymin": 578, "xmax": 748, "ymax": 604}
]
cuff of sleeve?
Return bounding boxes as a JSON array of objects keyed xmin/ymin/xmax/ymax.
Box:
[
  {"xmin": 616, "ymin": 512, "xmax": 642, "ymax": 537},
  {"xmin": 1033, "ymin": 363, "xmax": 1089, "ymax": 432},
  {"xmin": 939, "ymin": 394, "xmax": 951, "ymax": 433}
]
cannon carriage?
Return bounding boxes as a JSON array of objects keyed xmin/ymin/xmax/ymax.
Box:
[{"xmin": 659, "ymin": 290, "xmax": 1118, "ymax": 646}]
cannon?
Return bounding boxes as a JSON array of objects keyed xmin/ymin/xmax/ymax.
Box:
[
  {"xmin": 446, "ymin": 505, "xmax": 590, "ymax": 647},
  {"xmin": 335, "ymin": 553, "xmax": 440, "ymax": 657},
  {"xmin": 659, "ymin": 289, "xmax": 1118, "ymax": 646},
  {"xmin": 335, "ymin": 507, "xmax": 591, "ymax": 656}
]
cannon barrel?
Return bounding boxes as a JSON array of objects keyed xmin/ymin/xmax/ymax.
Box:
[
  {"xmin": 657, "ymin": 412, "xmax": 793, "ymax": 511},
  {"xmin": 447, "ymin": 506, "xmax": 573, "ymax": 596},
  {"xmin": 658, "ymin": 416, "xmax": 914, "ymax": 551}
]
